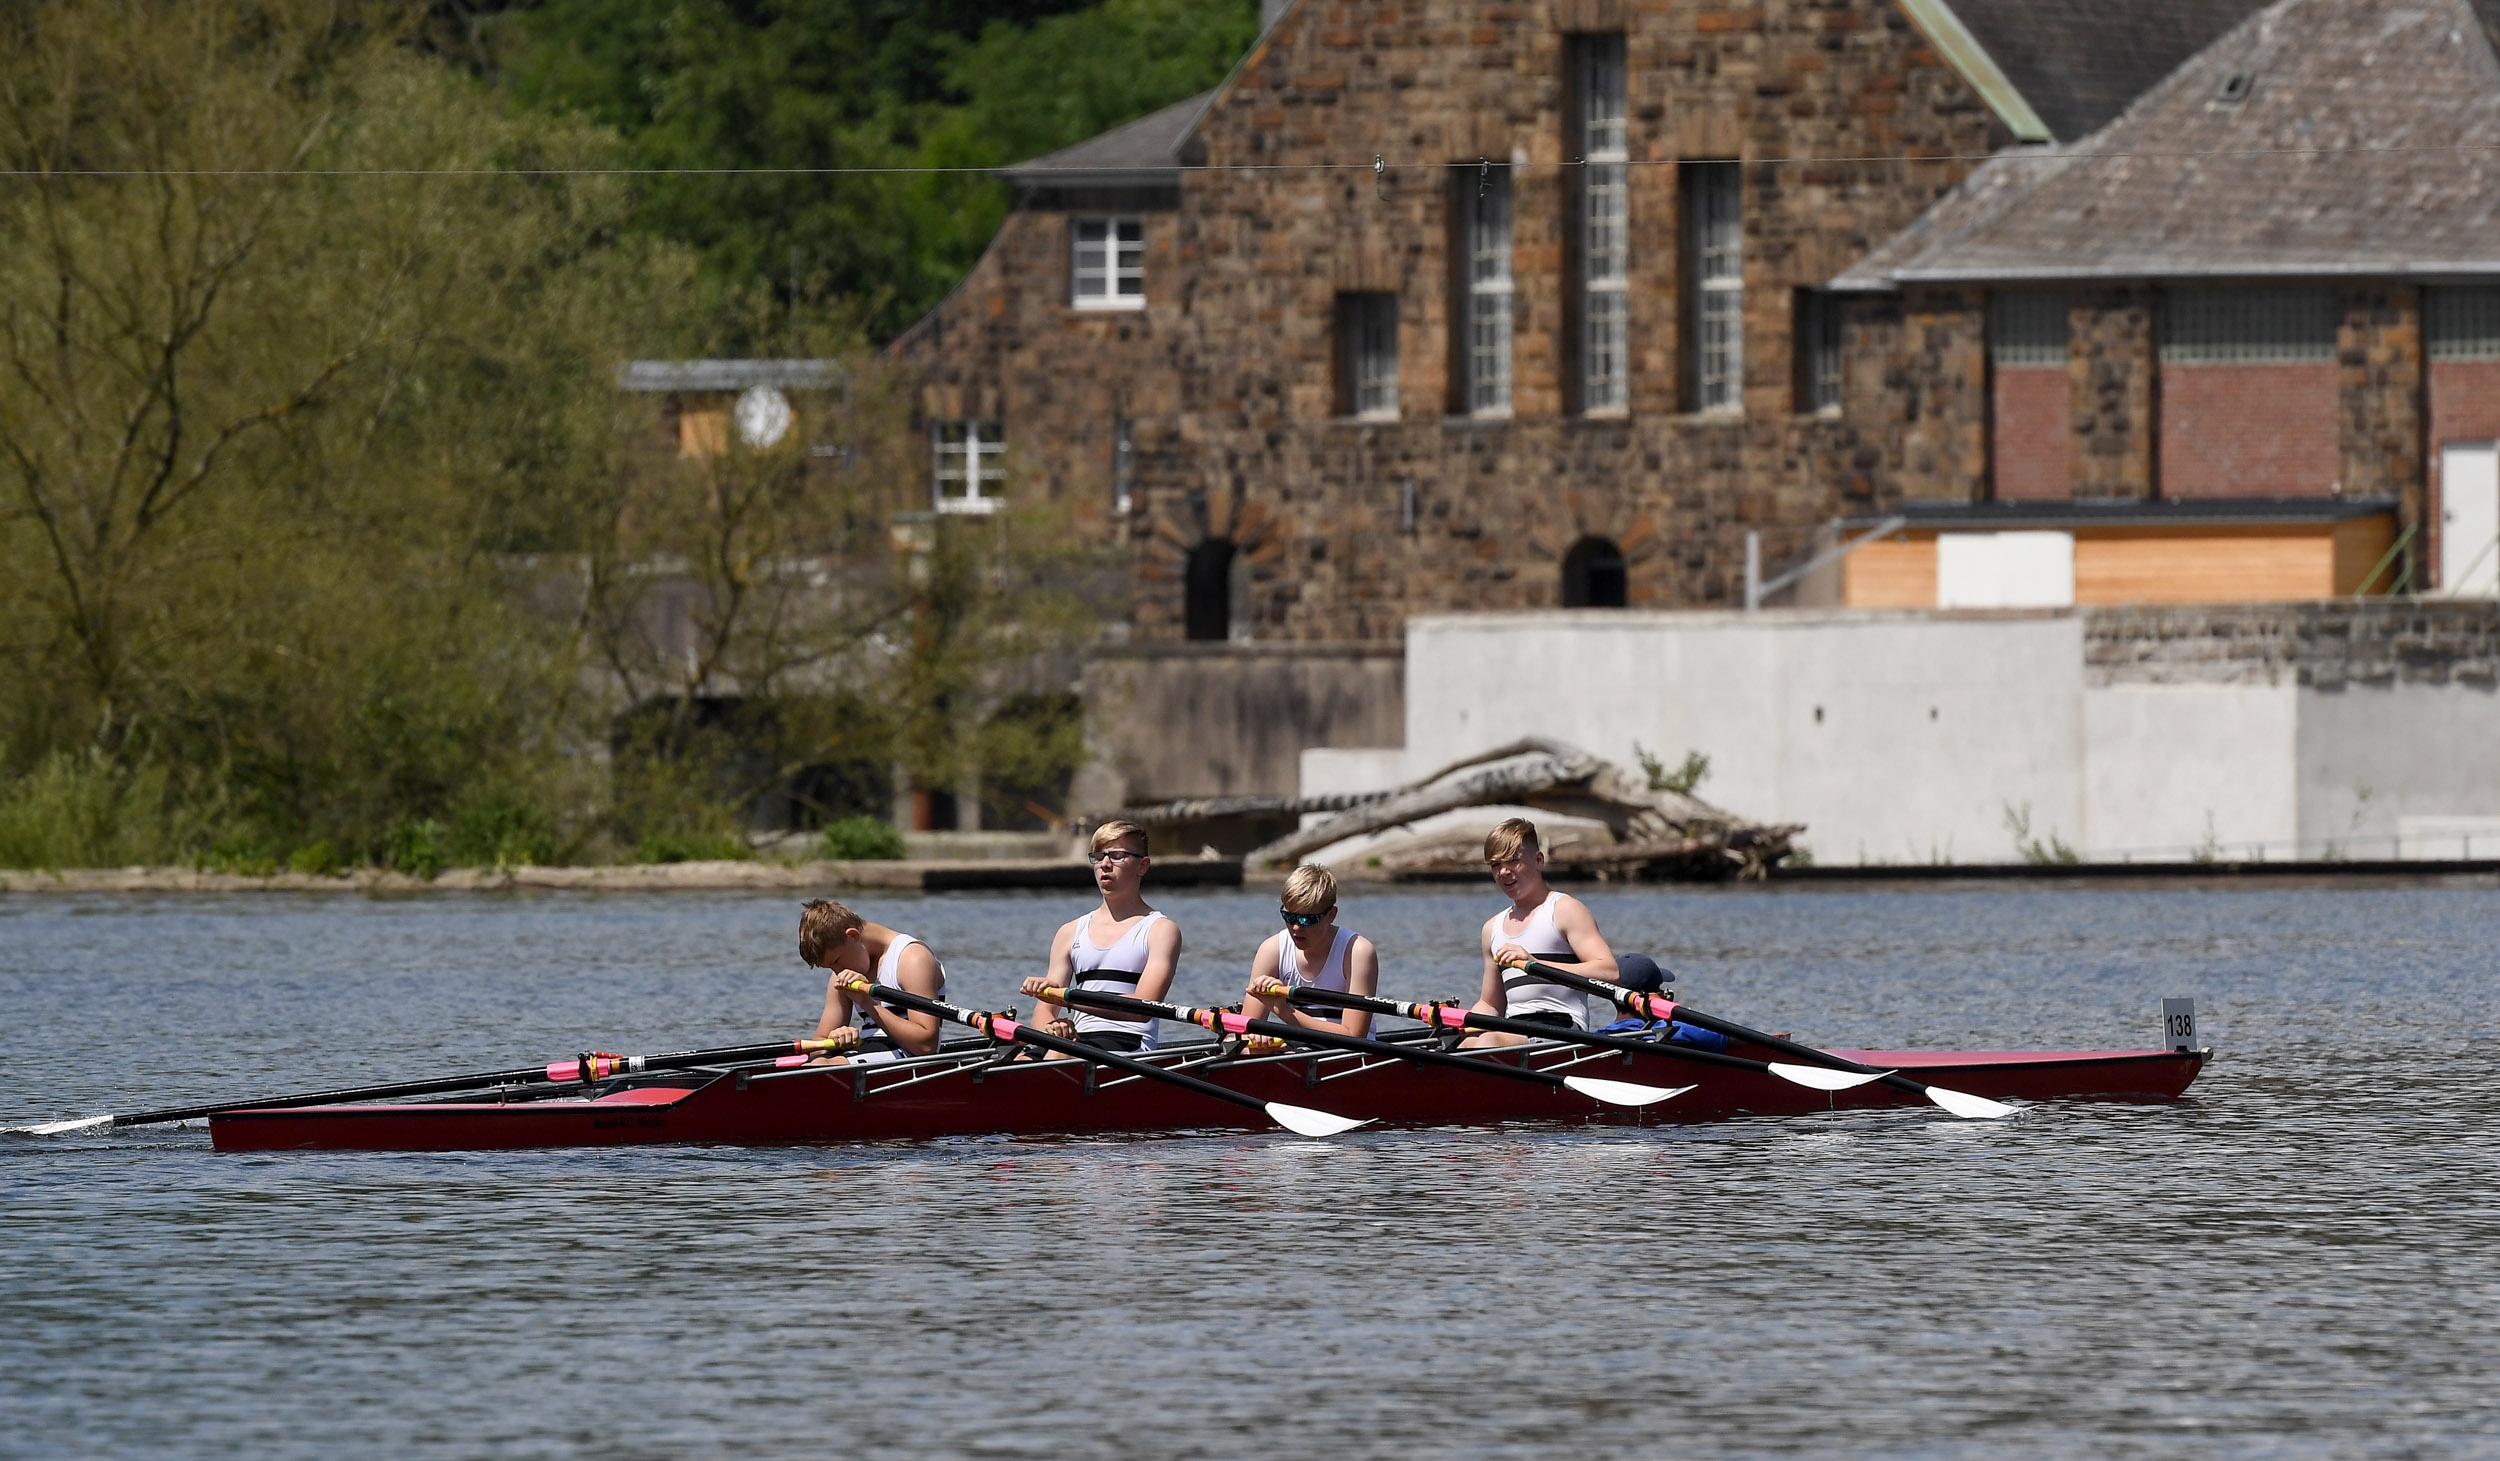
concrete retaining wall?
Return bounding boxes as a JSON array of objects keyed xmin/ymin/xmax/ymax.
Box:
[{"xmin": 1075, "ymin": 642, "xmax": 1403, "ymax": 811}]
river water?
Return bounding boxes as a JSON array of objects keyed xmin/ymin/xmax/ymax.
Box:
[{"xmin": 3, "ymin": 883, "xmax": 2493, "ymax": 1458}]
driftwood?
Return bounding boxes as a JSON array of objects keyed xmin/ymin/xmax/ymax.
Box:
[{"xmin": 1216, "ymin": 737, "xmax": 1799, "ymax": 880}]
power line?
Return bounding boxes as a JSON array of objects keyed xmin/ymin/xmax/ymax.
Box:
[{"xmin": 5, "ymin": 139, "xmax": 2500, "ymax": 179}]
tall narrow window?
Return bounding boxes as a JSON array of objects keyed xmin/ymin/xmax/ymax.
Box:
[
  {"xmin": 931, "ymin": 419, "xmax": 1005, "ymax": 514},
  {"xmin": 1795, "ymin": 289, "xmax": 1842, "ymax": 414},
  {"xmin": 1573, "ymin": 35, "xmax": 1629, "ymax": 413},
  {"xmin": 1461, "ymin": 171, "xmax": 1514, "ymax": 415},
  {"xmin": 1989, "ymin": 290, "xmax": 2071, "ymax": 500},
  {"xmin": 1112, "ymin": 417, "xmax": 1134, "ymax": 515},
  {"xmin": 1336, "ymin": 293, "xmax": 1399, "ymax": 420},
  {"xmin": 1685, "ymin": 162, "xmax": 1743, "ymax": 412},
  {"xmin": 1071, "ymin": 218, "xmax": 1144, "ymax": 309}
]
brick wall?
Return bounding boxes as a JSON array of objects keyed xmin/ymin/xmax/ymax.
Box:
[
  {"xmin": 891, "ymin": 0, "xmax": 2008, "ymax": 642},
  {"xmin": 2156, "ymin": 363, "xmax": 2340, "ymax": 498},
  {"xmin": 1990, "ymin": 366, "xmax": 2069, "ymax": 499}
]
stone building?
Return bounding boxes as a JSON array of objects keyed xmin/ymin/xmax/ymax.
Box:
[
  {"xmin": 888, "ymin": 0, "xmax": 2258, "ymax": 643},
  {"xmin": 1831, "ymin": 0, "xmax": 2500, "ymax": 608}
]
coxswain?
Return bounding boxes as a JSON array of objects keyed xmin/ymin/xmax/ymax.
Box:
[
  {"xmin": 1242, "ymin": 864, "xmax": 1380, "ymax": 1045},
  {"xmin": 1020, "ymin": 819, "xmax": 1181, "ymax": 1054},
  {"xmin": 1463, "ymin": 817, "xmax": 1620, "ymax": 1047},
  {"xmin": 798, "ymin": 898, "xmax": 947, "ymax": 1061}
]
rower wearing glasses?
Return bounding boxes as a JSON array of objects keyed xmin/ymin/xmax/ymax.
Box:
[
  {"xmin": 1242, "ymin": 864, "xmax": 1379, "ymax": 1042},
  {"xmin": 1464, "ymin": 817, "xmax": 1621, "ymax": 1048},
  {"xmin": 1019, "ymin": 819, "xmax": 1181, "ymax": 1054},
  {"xmin": 798, "ymin": 898, "xmax": 948, "ymax": 1061}
]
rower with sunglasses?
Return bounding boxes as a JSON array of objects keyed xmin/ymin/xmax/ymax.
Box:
[
  {"xmin": 1241, "ymin": 864, "xmax": 1380, "ymax": 1044},
  {"xmin": 1019, "ymin": 819, "xmax": 1182, "ymax": 1054}
]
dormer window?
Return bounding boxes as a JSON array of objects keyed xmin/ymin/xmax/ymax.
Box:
[{"xmin": 1072, "ymin": 218, "xmax": 1144, "ymax": 309}]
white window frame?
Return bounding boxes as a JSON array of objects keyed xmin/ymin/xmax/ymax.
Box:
[
  {"xmin": 1071, "ymin": 217, "xmax": 1145, "ymax": 310},
  {"xmin": 1464, "ymin": 172, "xmax": 1515, "ymax": 417},
  {"xmin": 932, "ymin": 419, "xmax": 1005, "ymax": 515},
  {"xmin": 1688, "ymin": 161, "xmax": 1743, "ymax": 413},
  {"xmin": 1577, "ymin": 36, "xmax": 1629, "ymax": 414},
  {"xmin": 1341, "ymin": 293, "xmax": 1399, "ymax": 420}
]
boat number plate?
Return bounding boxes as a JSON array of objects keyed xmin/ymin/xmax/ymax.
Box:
[{"xmin": 2160, "ymin": 998, "xmax": 2199, "ymax": 1051}]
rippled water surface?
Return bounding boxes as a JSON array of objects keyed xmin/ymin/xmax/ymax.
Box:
[{"xmin": 4, "ymin": 883, "xmax": 2495, "ymax": 1458}]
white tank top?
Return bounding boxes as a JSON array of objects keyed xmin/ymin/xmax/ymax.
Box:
[
  {"xmin": 854, "ymin": 933, "xmax": 944, "ymax": 1064},
  {"xmin": 1067, "ymin": 909, "xmax": 1167, "ymax": 1048},
  {"xmin": 1484, "ymin": 893, "xmax": 1585, "ymax": 1027},
  {"xmin": 1274, "ymin": 927, "xmax": 1356, "ymax": 1023}
]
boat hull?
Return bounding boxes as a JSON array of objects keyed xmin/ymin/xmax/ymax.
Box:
[{"xmin": 208, "ymin": 1041, "xmax": 2208, "ymax": 1153}]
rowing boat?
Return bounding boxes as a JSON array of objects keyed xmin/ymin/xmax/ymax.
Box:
[{"xmin": 206, "ymin": 1032, "xmax": 2207, "ymax": 1152}]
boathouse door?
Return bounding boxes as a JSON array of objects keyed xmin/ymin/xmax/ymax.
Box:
[{"xmin": 2441, "ymin": 442, "xmax": 2499, "ymax": 596}]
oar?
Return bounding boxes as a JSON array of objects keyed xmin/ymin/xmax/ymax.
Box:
[
  {"xmin": 1279, "ymin": 986, "xmax": 1896, "ymax": 1095},
  {"xmin": 1040, "ymin": 985, "xmax": 1689, "ymax": 1109},
  {"xmin": 3, "ymin": 1035, "xmax": 858, "ymax": 1137},
  {"xmin": 840, "ymin": 979, "xmax": 1367, "ymax": 1138},
  {"xmin": 1520, "ymin": 961, "xmax": 2017, "ymax": 1120}
]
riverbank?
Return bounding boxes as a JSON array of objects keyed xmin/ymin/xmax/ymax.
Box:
[{"xmin": 0, "ymin": 858, "xmax": 1246, "ymax": 895}]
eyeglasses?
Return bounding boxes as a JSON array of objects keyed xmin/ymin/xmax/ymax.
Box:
[
  {"xmin": 1280, "ymin": 908, "xmax": 1332, "ymax": 928},
  {"xmin": 1090, "ymin": 848, "xmax": 1144, "ymax": 865}
]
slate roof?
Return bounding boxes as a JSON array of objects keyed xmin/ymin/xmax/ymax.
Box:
[
  {"xmin": 1000, "ymin": 90, "xmax": 1214, "ymax": 189},
  {"xmin": 1937, "ymin": 0, "xmax": 2268, "ymax": 141},
  {"xmin": 1841, "ymin": 0, "xmax": 2500, "ymax": 285}
]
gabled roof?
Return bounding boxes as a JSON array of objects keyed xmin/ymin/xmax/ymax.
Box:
[
  {"xmin": 1000, "ymin": 90, "xmax": 1214, "ymax": 190},
  {"xmin": 1922, "ymin": 0, "xmax": 2268, "ymax": 142},
  {"xmin": 1841, "ymin": 0, "xmax": 2500, "ymax": 286}
]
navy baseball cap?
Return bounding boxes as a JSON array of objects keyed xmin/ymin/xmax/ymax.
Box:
[{"xmin": 1616, "ymin": 953, "xmax": 1669, "ymax": 992}]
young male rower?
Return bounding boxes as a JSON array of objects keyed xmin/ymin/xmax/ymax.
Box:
[
  {"xmin": 798, "ymin": 899, "xmax": 948, "ymax": 1062},
  {"xmin": 1464, "ymin": 817, "xmax": 1620, "ymax": 1048},
  {"xmin": 1242, "ymin": 864, "xmax": 1380, "ymax": 1044},
  {"xmin": 1019, "ymin": 819, "xmax": 1181, "ymax": 1054}
]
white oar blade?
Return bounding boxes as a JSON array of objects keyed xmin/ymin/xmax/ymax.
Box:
[
  {"xmin": 1264, "ymin": 1102, "xmax": 1370, "ymax": 1138},
  {"xmin": 1768, "ymin": 1062, "xmax": 1889, "ymax": 1092},
  {"xmin": 1924, "ymin": 1085, "xmax": 2019, "ymax": 1120},
  {"xmin": 1562, "ymin": 1076, "xmax": 1692, "ymax": 1108},
  {"xmin": 7, "ymin": 1114, "xmax": 115, "ymax": 1137}
]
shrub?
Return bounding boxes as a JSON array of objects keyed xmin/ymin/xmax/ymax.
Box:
[
  {"xmin": 390, "ymin": 819, "xmax": 449, "ymax": 879},
  {"xmin": 636, "ymin": 828, "xmax": 753, "ymax": 864},
  {"xmin": 821, "ymin": 815, "xmax": 905, "ymax": 861}
]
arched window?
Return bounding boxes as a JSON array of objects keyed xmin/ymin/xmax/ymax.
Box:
[
  {"xmin": 1185, "ymin": 538, "xmax": 1237, "ymax": 640},
  {"xmin": 1561, "ymin": 537, "xmax": 1628, "ymax": 608}
]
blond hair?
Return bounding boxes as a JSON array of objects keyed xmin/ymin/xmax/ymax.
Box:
[
  {"xmin": 1090, "ymin": 819, "xmax": 1149, "ymax": 856},
  {"xmin": 798, "ymin": 898, "xmax": 864, "ymax": 965},
  {"xmin": 1483, "ymin": 817, "xmax": 1541, "ymax": 865},
  {"xmin": 1280, "ymin": 864, "xmax": 1337, "ymax": 915}
]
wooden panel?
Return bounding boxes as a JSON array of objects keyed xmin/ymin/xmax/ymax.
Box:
[
  {"xmin": 2332, "ymin": 514, "xmax": 2401, "ymax": 595},
  {"xmin": 1843, "ymin": 539, "xmax": 1937, "ymax": 607},
  {"xmin": 2072, "ymin": 530, "xmax": 2335, "ymax": 604}
]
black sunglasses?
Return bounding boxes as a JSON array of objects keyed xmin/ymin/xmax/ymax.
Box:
[{"xmin": 1280, "ymin": 908, "xmax": 1333, "ymax": 928}]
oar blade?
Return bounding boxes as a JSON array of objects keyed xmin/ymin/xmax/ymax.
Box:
[
  {"xmin": 1561, "ymin": 1076, "xmax": 1692, "ymax": 1108},
  {"xmin": 1768, "ymin": 1061, "xmax": 1889, "ymax": 1092},
  {"xmin": 1263, "ymin": 1102, "xmax": 1370, "ymax": 1138},
  {"xmin": 1923, "ymin": 1085, "xmax": 2019, "ymax": 1120},
  {"xmin": 7, "ymin": 1114, "xmax": 115, "ymax": 1137}
]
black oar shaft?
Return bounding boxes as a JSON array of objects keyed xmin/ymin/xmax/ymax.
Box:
[
  {"xmin": 1050, "ymin": 987, "xmax": 1584, "ymax": 1092},
  {"xmin": 1284, "ymin": 987, "xmax": 1778, "ymax": 1074},
  {"xmin": 847, "ymin": 983, "xmax": 1287, "ymax": 1121},
  {"xmin": 1519, "ymin": 960, "xmax": 1966, "ymax": 1105},
  {"xmin": 108, "ymin": 1039, "xmax": 825, "ymax": 1129}
]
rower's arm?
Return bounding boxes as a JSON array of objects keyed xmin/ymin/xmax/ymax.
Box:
[
  {"xmin": 860, "ymin": 944, "xmax": 946, "ymax": 1055},
  {"xmin": 813, "ymin": 970, "xmax": 851, "ymax": 1042},
  {"xmin": 1134, "ymin": 917, "xmax": 1182, "ymax": 1003},
  {"xmin": 1472, "ymin": 928, "xmax": 1505, "ymax": 1016},
  {"xmin": 1338, "ymin": 937, "xmax": 1379, "ymax": 1039},
  {"xmin": 1545, "ymin": 896, "xmax": 1621, "ymax": 983},
  {"xmin": 1027, "ymin": 924, "xmax": 1079, "ymax": 1030},
  {"xmin": 1241, "ymin": 935, "xmax": 1285, "ymax": 1022}
]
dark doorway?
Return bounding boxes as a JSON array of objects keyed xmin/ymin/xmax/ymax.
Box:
[
  {"xmin": 1561, "ymin": 536, "xmax": 1628, "ymax": 607},
  {"xmin": 1185, "ymin": 538, "xmax": 1236, "ymax": 640}
]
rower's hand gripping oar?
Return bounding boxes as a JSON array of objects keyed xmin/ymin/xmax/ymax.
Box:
[
  {"xmin": 1520, "ymin": 961, "xmax": 2017, "ymax": 1120},
  {"xmin": 1039, "ymin": 985, "xmax": 1689, "ymax": 1109},
  {"xmin": 840, "ymin": 980, "xmax": 1367, "ymax": 1138},
  {"xmin": 1276, "ymin": 985, "xmax": 1923, "ymax": 1097},
  {"xmin": 3, "ymin": 1035, "xmax": 858, "ymax": 1137}
]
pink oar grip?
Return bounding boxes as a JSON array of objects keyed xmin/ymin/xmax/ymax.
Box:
[
  {"xmin": 990, "ymin": 1017, "xmax": 1021, "ymax": 1041},
  {"xmin": 1430, "ymin": 1005, "xmax": 1469, "ymax": 1028},
  {"xmin": 1218, "ymin": 1011, "xmax": 1252, "ymax": 1035},
  {"xmin": 544, "ymin": 1061, "xmax": 578, "ymax": 1082},
  {"xmin": 775, "ymin": 1053, "xmax": 813, "ymax": 1068}
]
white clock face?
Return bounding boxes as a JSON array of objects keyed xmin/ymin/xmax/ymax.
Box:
[{"xmin": 734, "ymin": 385, "xmax": 793, "ymax": 448}]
